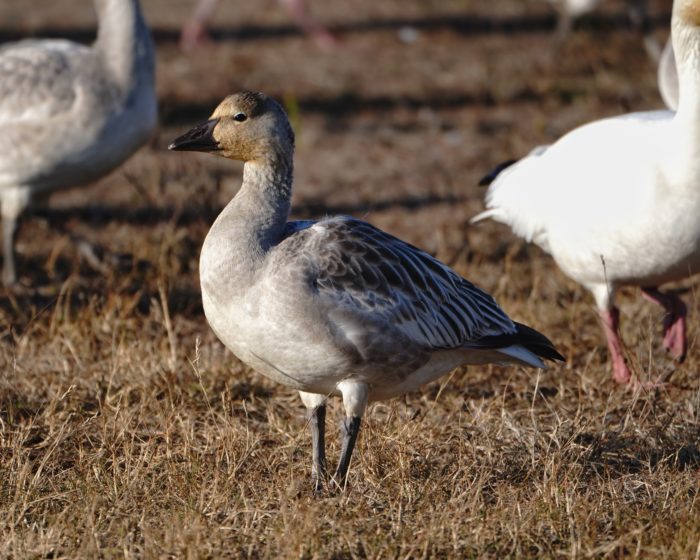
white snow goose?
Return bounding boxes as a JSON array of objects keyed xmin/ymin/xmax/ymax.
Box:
[{"xmin": 474, "ymin": 0, "xmax": 700, "ymax": 385}]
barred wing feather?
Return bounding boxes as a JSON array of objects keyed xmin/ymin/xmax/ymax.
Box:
[{"xmin": 299, "ymin": 217, "xmax": 516, "ymax": 350}]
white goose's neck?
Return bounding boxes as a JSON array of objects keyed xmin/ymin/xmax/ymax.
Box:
[
  {"xmin": 201, "ymin": 154, "xmax": 293, "ymax": 291},
  {"xmin": 673, "ymin": 14, "xmax": 700, "ymax": 123},
  {"xmin": 94, "ymin": 0, "xmax": 154, "ymax": 93}
]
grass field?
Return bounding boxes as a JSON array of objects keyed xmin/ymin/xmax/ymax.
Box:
[{"xmin": 1, "ymin": 0, "xmax": 699, "ymax": 557}]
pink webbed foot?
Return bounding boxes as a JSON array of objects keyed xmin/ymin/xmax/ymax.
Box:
[
  {"xmin": 599, "ymin": 307, "xmax": 632, "ymax": 384},
  {"xmin": 641, "ymin": 288, "xmax": 687, "ymax": 361},
  {"xmin": 663, "ymin": 315, "xmax": 686, "ymax": 359}
]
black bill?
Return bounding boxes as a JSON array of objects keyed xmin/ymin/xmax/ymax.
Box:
[{"xmin": 168, "ymin": 118, "xmax": 220, "ymax": 152}]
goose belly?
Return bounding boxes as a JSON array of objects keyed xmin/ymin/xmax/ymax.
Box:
[
  {"xmin": 202, "ymin": 290, "xmax": 356, "ymax": 394},
  {"xmin": 204, "ymin": 297, "xmax": 465, "ymax": 402},
  {"xmin": 547, "ymin": 194, "xmax": 700, "ymax": 287}
]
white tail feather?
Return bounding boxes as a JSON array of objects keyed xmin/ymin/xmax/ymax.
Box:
[
  {"xmin": 496, "ymin": 344, "xmax": 546, "ymax": 369},
  {"xmin": 470, "ymin": 208, "xmax": 500, "ymax": 225}
]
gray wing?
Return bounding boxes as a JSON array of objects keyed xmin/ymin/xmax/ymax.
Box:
[
  {"xmin": 285, "ymin": 216, "xmax": 516, "ymax": 351},
  {"xmin": 0, "ymin": 39, "xmax": 88, "ymax": 123}
]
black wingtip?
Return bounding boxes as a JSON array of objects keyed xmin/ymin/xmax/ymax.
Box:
[
  {"xmin": 513, "ymin": 322, "xmax": 565, "ymax": 363},
  {"xmin": 469, "ymin": 322, "xmax": 564, "ymax": 364},
  {"xmin": 478, "ymin": 159, "xmax": 518, "ymax": 187}
]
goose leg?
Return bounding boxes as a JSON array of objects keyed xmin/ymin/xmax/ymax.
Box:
[
  {"xmin": 626, "ymin": 0, "xmax": 661, "ymax": 61},
  {"xmin": 334, "ymin": 380, "xmax": 368, "ymax": 489},
  {"xmin": 335, "ymin": 416, "xmax": 362, "ymax": 487},
  {"xmin": 308, "ymin": 404, "xmax": 327, "ymax": 490},
  {"xmin": 2, "ymin": 212, "xmax": 18, "ymax": 286},
  {"xmin": 278, "ymin": 0, "xmax": 338, "ymax": 51},
  {"xmin": 599, "ymin": 307, "xmax": 631, "ymax": 384},
  {"xmin": 641, "ymin": 287, "xmax": 687, "ymax": 361},
  {"xmin": 180, "ymin": 0, "xmax": 220, "ymax": 51},
  {"xmin": 553, "ymin": 9, "xmax": 573, "ymax": 46},
  {"xmin": 2, "ymin": 190, "xmax": 29, "ymax": 286},
  {"xmin": 299, "ymin": 391, "xmax": 327, "ymax": 491}
]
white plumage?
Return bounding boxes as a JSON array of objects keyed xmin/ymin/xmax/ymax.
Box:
[
  {"xmin": 0, "ymin": 0, "xmax": 156, "ymax": 285},
  {"xmin": 473, "ymin": 0, "xmax": 700, "ymax": 384}
]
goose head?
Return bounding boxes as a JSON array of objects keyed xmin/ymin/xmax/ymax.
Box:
[
  {"xmin": 168, "ymin": 91, "xmax": 295, "ymax": 164},
  {"xmin": 676, "ymin": 0, "xmax": 700, "ymax": 27}
]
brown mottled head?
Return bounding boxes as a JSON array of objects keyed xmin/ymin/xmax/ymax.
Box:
[{"xmin": 168, "ymin": 92, "xmax": 295, "ymax": 163}]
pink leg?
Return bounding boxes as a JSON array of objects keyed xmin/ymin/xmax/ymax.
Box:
[
  {"xmin": 278, "ymin": 0, "xmax": 338, "ymax": 51},
  {"xmin": 180, "ymin": 0, "xmax": 220, "ymax": 51},
  {"xmin": 641, "ymin": 287, "xmax": 687, "ymax": 360},
  {"xmin": 180, "ymin": 20, "xmax": 210, "ymax": 51},
  {"xmin": 599, "ymin": 307, "xmax": 632, "ymax": 384}
]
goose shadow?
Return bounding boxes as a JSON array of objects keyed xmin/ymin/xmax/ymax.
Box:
[
  {"xmin": 0, "ymin": 278, "xmax": 204, "ymax": 323},
  {"xmin": 574, "ymin": 430, "xmax": 700, "ymax": 476},
  {"xmin": 486, "ymin": 428, "xmax": 700, "ymax": 490}
]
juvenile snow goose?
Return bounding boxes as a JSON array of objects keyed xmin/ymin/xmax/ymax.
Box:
[
  {"xmin": 473, "ymin": 0, "xmax": 700, "ymax": 384},
  {"xmin": 169, "ymin": 92, "xmax": 563, "ymax": 489},
  {"xmin": 0, "ymin": 0, "xmax": 156, "ymax": 285}
]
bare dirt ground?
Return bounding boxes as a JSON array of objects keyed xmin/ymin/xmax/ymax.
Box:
[{"xmin": 1, "ymin": 0, "xmax": 699, "ymax": 558}]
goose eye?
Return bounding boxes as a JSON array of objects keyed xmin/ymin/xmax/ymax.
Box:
[{"xmin": 233, "ymin": 113, "xmax": 247, "ymax": 122}]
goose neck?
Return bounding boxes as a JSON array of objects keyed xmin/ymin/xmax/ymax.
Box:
[
  {"xmin": 199, "ymin": 157, "xmax": 293, "ymax": 295},
  {"xmin": 234, "ymin": 157, "xmax": 293, "ymax": 245},
  {"xmin": 207, "ymin": 156, "xmax": 293, "ymax": 256},
  {"xmin": 94, "ymin": 0, "xmax": 154, "ymax": 93},
  {"xmin": 673, "ymin": 11, "xmax": 700, "ymax": 120}
]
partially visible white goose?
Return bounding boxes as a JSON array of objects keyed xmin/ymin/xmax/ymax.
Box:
[
  {"xmin": 0, "ymin": 0, "xmax": 156, "ymax": 285},
  {"xmin": 473, "ymin": 0, "xmax": 700, "ymax": 385},
  {"xmin": 169, "ymin": 92, "xmax": 563, "ymax": 489}
]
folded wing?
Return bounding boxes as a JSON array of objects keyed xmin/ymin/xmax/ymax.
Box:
[{"xmin": 294, "ymin": 216, "xmax": 518, "ymax": 352}]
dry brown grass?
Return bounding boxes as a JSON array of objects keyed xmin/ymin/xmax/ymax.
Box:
[
  {"xmin": 1, "ymin": 0, "xmax": 699, "ymax": 558},
  {"xmin": 2, "ymin": 267, "xmax": 699, "ymax": 558}
]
